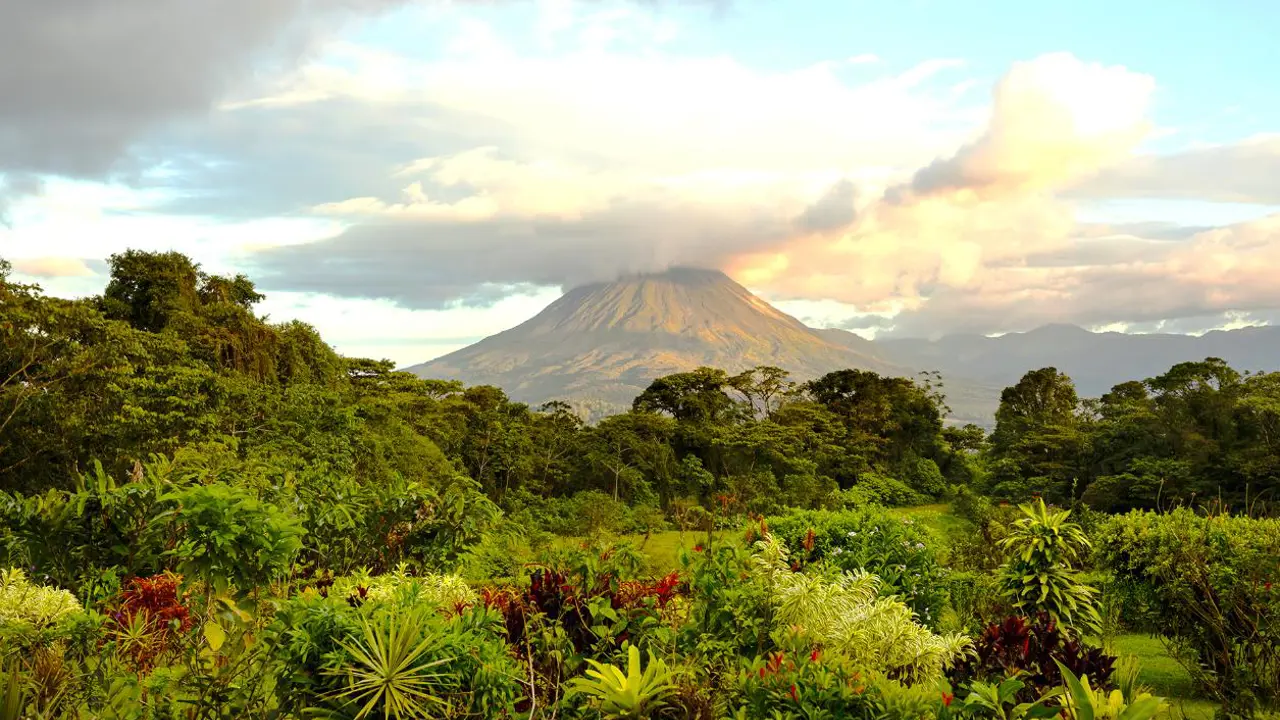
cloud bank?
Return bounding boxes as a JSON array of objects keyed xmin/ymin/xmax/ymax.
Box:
[{"xmin": 4, "ymin": 0, "xmax": 1280, "ymax": 353}]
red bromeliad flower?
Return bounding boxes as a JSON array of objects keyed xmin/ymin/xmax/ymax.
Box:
[
  {"xmin": 789, "ymin": 684, "xmax": 799, "ymax": 702},
  {"xmin": 810, "ymin": 649, "xmax": 821, "ymax": 662},
  {"xmin": 942, "ymin": 691, "xmax": 954, "ymax": 707},
  {"xmin": 693, "ymin": 544, "xmax": 704, "ymax": 553}
]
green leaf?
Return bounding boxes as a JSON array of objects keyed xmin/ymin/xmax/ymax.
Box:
[{"xmin": 204, "ymin": 621, "xmax": 226, "ymax": 652}]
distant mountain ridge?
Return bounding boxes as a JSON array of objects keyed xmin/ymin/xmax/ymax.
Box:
[
  {"xmin": 407, "ymin": 268, "xmax": 1280, "ymax": 424},
  {"xmin": 871, "ymin": 322, "xmax": 1280, "ymax": 399},
  {"xmin": 407, "ymin": 268, "xmax": 990, "ymax": 420}
]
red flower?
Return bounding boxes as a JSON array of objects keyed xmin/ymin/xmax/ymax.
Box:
[
  {"xmin": 789, "ymin": 684, "xmax": 799, "ymax": 702},
  {"xmin": 809, "ymin": 649, "xmax": 821, "ymax": 662},
  {"xmin": 942, "ymin": 691, "xmax": 954, "ymax": 707},
  {"xmin": 693, "ymin": 545, "xmax": 704, "ymax": 553},
  {"xmin": 802, "ymin": 528, "xmax": 816, "ymax": 552},
  {"xmin": 759, "ymin": 667, "xmax": 766, "ymax": 679}
]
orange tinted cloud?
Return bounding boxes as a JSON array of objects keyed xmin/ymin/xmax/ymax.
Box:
[
  {"xmin": 735, "ymin": 53, "xmax": 1165, "ymax": 333},
  {"xmin": 897, "ymin": 53, "xmax": 1153, "ymax": 201}
]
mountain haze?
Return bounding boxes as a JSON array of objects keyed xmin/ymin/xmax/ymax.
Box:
[
  {"xmin": 407, "ymin": 268, "xmax": 953, "ymax": 419},
  {"xmin": 409, "ymin": 269, "xmax": 1280, "ymax": 425},
  {"xmin": 875, "ymin": 323, "xmax": 1280, "ymax": 399}
]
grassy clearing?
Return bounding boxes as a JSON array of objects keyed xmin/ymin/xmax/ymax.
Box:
[
  {"xmin": 557, "ymin": 529, "xmax": 738, "ymax": 575},
  {"xmin": 885, "ymin": 503, "xmax": 975, "ymax": 540},
  {"xmin": 1108, "ymin": 634, "xmax": 1215, "ymax": 720}
]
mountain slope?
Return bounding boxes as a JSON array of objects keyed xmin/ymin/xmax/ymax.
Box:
[
  {"xmin": 407, "ymin": 268, "xmax": 947, "ymax": 419},
  {"xmin": 875, "ymin": 324, "xmax": 1280, "ymax": 399}
]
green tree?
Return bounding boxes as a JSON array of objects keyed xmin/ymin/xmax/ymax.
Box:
[
  {"xmin": 989, "ymin": 368, "xmax": 1088, "ymax": 502},
  {"xmin": 633, "ymin": 367, "xmax": 738, "ymax": 424}
]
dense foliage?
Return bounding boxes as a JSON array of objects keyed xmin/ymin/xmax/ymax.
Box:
[
  {"xmin": 1096, "ymin": 509, "xmax": 1280, "ymax": 715},
  {"xmin": 1, "ymin": 251, "xmax": 1276, "ymax": 718}
]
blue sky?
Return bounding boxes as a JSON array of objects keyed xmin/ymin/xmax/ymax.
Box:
[{"xmin": 2, "ymin": 0, "xmax": 1279, "ymax": 365}]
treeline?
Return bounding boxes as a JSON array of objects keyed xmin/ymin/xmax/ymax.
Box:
[{"xmin": 3, "ymin": 251, "xmax": 1277, "ymax": 518}]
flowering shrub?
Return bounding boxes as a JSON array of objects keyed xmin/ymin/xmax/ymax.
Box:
[
  {"xmin": 0, "ymin": 568, "xmax": 81, "ymax": 628},
  {"xmin": 762, "ymin": 508, "xmax": 947, "ymax": 623},
  {"xmin": 732, "ymin": 630, "xmax": 942, "ymax": 720}
]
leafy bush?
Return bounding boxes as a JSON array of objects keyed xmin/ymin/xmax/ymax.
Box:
[
  {"xmin": 0, "ymin": 568, "xmax": 81, "ymax": 628},
  {"xmin": 855, "ymin": 472, "xmax": 929, "ymax": 507},
  {"xmin": 944, "ymin": 571, "xmax": 1008, "ymax": 633},
  {"xmin": 763, "ymin": 508, "xmax": 947, "ymax": 622},
  {"xmin": 1095, "ymin": 509, "xmax": 1280, "ymax": 715},
  {"xmin": 164, "ymin": 482, "xmax": 305, "ymax": 595},
  {"xmin": 331, "ymin": 568, "xmax": 478, "ymax": 613},
  {"xmin": 458, "ymin": 519, "xmax": 550, "ymax": 582},
  {"xmin": 544, "ymin": 491, "xmax": 633, "ymax": 537},
  {"xmin": 947, "ymin": 613, "xmax": 1116, "ymax": 702},
  {"xmin": 906, "ymin": 457, "xmax": 947, "ymax": 497},
  {"xmin": 997, "ymin": 499, "xmax": 1100, "ymax": 637},
  {"xmin": 749, "ymin": 535, "xmax": 969, "ymax": 683},
  {"xmin": 731, "ymin": 633, "xmax": 942, "ymax": 720}
]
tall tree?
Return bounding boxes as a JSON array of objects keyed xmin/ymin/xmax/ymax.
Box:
[{"xmin": 989, "ymin": 368, "xmax": 1088, "ymax": 502}]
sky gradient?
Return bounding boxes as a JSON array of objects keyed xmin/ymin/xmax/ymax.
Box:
[{"xmin": 2, "ymin": 0, "xmax": 1279, "ymax": 367}]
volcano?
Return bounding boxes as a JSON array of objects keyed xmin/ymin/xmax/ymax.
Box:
[{"xmin": 406, "ymin": 268, "xmax": 991, "ymax": 421}]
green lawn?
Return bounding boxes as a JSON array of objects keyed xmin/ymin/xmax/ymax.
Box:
[
  {"xmin": 555, "ymin": 529, "xmax": 737, "ymax": 575},
  {"xmin": 1108, "ymin": 634, "xmax": 1216, "ymax": 720},
  {"xmin": 885, "ymin": 502, "xmax": 975, "ymax": 540}
]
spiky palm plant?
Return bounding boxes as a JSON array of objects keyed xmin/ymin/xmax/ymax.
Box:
[
  {"xmin": 566, "ymin": 645, "xmax": 676, "ymax": 719},
  {"xmin": 327, "ymin": 610, "xmax": 453, "ymax": 719}
]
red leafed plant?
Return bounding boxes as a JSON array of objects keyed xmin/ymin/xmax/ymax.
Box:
[
  {"xmin": 614, "ymin": 572, "xmax": 682, "ymax": 609},
  {"xmin": 110, "ymin": 572, "xmax": 194, "ymax": 671},
  {"xmin": 946, "ymin": 612, "xmax": 1116, "ymax": 701}
]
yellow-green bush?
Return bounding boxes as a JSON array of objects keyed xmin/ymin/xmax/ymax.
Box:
[
  {"xmin": 330, "ymin": 568, "xmax": 477, "ymax": 611},
  {"xmin": 0, "ymin": 568, "xmax": 81, "ymax": 628}
]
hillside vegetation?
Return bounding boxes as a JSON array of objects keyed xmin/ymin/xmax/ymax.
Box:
[{"xmin": 2, "ymin": 251, "xmax": 1277, "ymax": 719}]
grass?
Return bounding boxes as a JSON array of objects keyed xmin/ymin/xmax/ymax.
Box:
[
  {"xmin": 1108, "ymin": 634, "xmax": 1216, "ymax": 720},
  {"xmin": 885, "ymin": 503, "xmax": 975, "ymax": 540},
  {"xmin": 556, "ymin": 529, "xmax": 737, "ymax": 575}
]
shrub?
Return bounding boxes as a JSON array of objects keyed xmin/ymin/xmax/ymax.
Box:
[
  {"xmin": 947, "ymin": 612, "xmax": 1116, "ymax": 702},
  {"xmin": 762, "ymin": 508, "xmax": 947, "ymax": 622},
  {"xmin": 0, "ymin": 568, "xmax": 81, "ymax": 628},
  {"xmin": 944, "ymin": 571, "xmax": 1008, "ymax": 633},
  {"xmin": 748, "ymin": 535, "xmax": 969, "ymax": 684},
  {"xmin": 109, "ymin": 572, "xmax": 193, "ymax": 670},
  {"xmin": 545, "ymin": 491, "xmax": 632, "ymax": 537},
  {"xmin": 1095, "ymin": 509, "xmax": 1280, "ymax": 715},
  {"xmin": 906, "ymin": 457, "xmax": 947, "ymax": 497},
  {"xmin": 266, "ymin": 592, "xmax": 363, "ymax": 715},
  {"xmin": 731, "ymin": 630, "xmax": 943, "ymax": 720},
  {"xmin": 164, "ymin": 482, "xmax": 305, "ymax": 595},
  {"xmin": 997, "ymin": 499, "xmax": 1100, "ymax": 637},
  {"xmin": 458, "ymin": 520, "xmax": 549, "ymax": 582},
  {"xmin": 855, "ymin": 472, "xmax": 929, "ymax": 507},
  {"xmin": 331, "ymin": 568, "xmax": 478, "ymax": 613}
]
